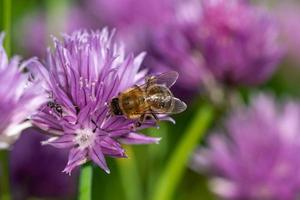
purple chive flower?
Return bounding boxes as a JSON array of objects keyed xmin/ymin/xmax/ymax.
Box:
[
  {"xmin": 192, "ymin": 94, "xmax": 300, "ymax": 199},
  {"xmin": 18, "ymin": 7, "xmax": 97, "ymax": 58},
  {"xmin": 31, "ymin": 29, "xmax": 166, "ymax": 174},
  {"xmin": 0, "ymin": 34, "xmax": 45, "ymax": 149},
  {"xmin": 144, "ymin": 8, "xmax": 204, "ymax": 93},
  {"xmin": 195, "ymin": 0, "xmax": 282, "ymax": 85},
  {"xmin": 85, "ymin": 0, "xmax": 175, "ymax": 52},
  {"xmin": 86, "ymin": 0, "xmax": 173, "ymax": 30},
  {"xmin": 131, "ymin": 0, "xmax": 282, "ymax": 101},
  {"xmin": 145, "ymin": 0, "xmax": 282, "ymax": 92}
]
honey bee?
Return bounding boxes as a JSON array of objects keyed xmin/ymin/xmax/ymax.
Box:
[{"xmin": 109, "ymin": 71, "xmax": 187, "ymax": 127}]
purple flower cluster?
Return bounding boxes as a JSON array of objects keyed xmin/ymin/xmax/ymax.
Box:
[
  {"xmin": 193, "ymin": 94, "xmax": 300, "ymax": 199},
  {"xmin": 86, "ymin": 0, "xmax": 205, "ymax": 92},
  {"xmin": 0, "ymin": 34, "xmax": 45, "ymax": 149},
  {"xmin": 197, "ymin": 0, "xmax": 282, "ymax": 85},
  {"xmin": 144, "ymin": 15, "xmax": 204, "ymax": 92},
  {"xmin": 145, "ymin": 0, "xmax": 282, "ymax": 89},
  {"xmin": 87, "ymin": 0, "xmax": 173, "ymax": 30},
  {"xmin": 31, "ymin": 29, "xmax": 163, "ymax": 174},
  {"xmin": 86, "ymin": 0, "xmax": 175, "ymax": 51}
]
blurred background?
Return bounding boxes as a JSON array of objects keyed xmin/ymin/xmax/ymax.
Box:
[{"xmin": 1, "ymin": 0, "xmax": 300, "ymax": 199}]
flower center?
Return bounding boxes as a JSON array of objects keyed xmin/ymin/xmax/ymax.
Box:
[{"xmin": 75, "ymin": 128, "xmax": 95, "ymax": 149}]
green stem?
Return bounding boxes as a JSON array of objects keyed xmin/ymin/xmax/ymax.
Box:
[
  {"xmin": 79, "ymin": 164, "xmax": 93, "ymax": 200},
  {"xmin": 147, "ymin": 124, "xmax": 169, "ymax": 196},
  {"xmin": 3, "ymin": 0, "xmax": 11, "ymax": 56},
  {"xmin": 46, "ymin": 0, "xmax": 69, "ymax": 40},
  {"xmin": 0, "ymin": 150, "xmax": 11, "ymax": 200},
  {"xmin": 116, "ymin": 146, "xmax": 143, "ymax": 200},
  {"xmin": 151, "ymin": 103, "xmax": 214, "ymax": 200}
]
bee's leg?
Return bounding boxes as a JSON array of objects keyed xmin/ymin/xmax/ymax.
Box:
[
  {"xmin": 135, "ymin": 112, "xmax": 155, "ymax": 128},
  {"xmin": 151, "ymin": 113, "xmax": 159, "ymax": 121},
  {"xmin": 144, "ymin": 111, "xmax": 159, "ymax": 126},
  {"xmin": 135, "ymin": 114, "xmax": 146, "ymax": 127},
  {"xmin": 151, "ymin": 112, "xmax": 159, "ymax": 126}
]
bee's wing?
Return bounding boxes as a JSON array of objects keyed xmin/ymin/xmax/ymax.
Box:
[
  {"xmin": 168, "ymin": 97, "xmax": 187, "ymax": 114},
  {"xmin": 143, "ymin": 97, "xmax": 187, "ymax": 115},
  {"xmin": 148, "ymin": 71, "xmax": 179, "ymax": 88}
]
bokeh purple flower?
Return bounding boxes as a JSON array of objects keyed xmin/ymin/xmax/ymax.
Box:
[
  {"xmin": 31, "ymin": 29, "xmax": 164, "ymax": 174},
  {"xmin": 119, "ymin": 0, "xmax": 283, "ymax": 97},
  {"xmin": 194, "ymin": 0, "xmax": 282, "ymax": 85},
  {"xmin": 11, "ymin": 128, "xmax": 76, "ymax": 199},
  {"xmin": 86, "ymin": 0, "xmax": 177, "ymax": 54},
  {"xmin": 192, "ymin": 94, "xmax": 300, "ymax": 199},
  {"xmin": 0, "ymin": 34, "xmax": 45, "ymax": 149},
  {"xmin": 86, "ymin": 0, "xmax": 204, "ymax": 93},
  {"xmin": 18, "ymin": 7, "xmax": 97, "ymax": 58},
  {"xmin": 143, "ymin": 11, "xmax": 204, "ymax": 94},
  {"xmin": 86, "ymin": 0, "xmax": 173, "ymax": 32}
]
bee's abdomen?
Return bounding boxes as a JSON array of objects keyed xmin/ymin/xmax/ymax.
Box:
[
  {"xmin": 148, "ymin": 94, "xmax": 172, "ymax": 110},
  {"xmin": 147, "ymin": 85, "xmax": 173, "ymax": 112}
]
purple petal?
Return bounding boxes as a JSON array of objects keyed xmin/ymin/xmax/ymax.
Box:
[
  {"xmin": 102, "ymin": 72, "xmax": 120, "ymax": 103},
  {"xmin": 78, "ymin": 104, "xmax": 92, "ymax": 125},
  {"xmin": 98, "ymin": 137, "xmax": 126, "ymax": 157},
  {"xmin": 94, "ymin": 106, "xmax": 108, "ymax": 125},
  {"xmin": 117, "ymin": 54, "xmax": 135, "ymax": 91},
  {"xmin": 31, "ymin": 112, "xmax": 64, "ymax": 134},
  {"xmin": 42, "ymin": 134, "xmax": 75, "ymax": 149},
  {"xmin": 119, "ymin": 132, "xmax": 161, "ymax": 144},
  {"xmin": 27, "ymin": 59, "xmax": 51, "ymax": 88},
  {"xmin": 63, "ymin": 148, "xmax": 87, "ymax": 175},
  {"xmin": 88, "ymin": 144, "xmax": 110, "ymax": 173},
  {"xmin": 106, "ymin": 129, "xmax": 131, "ymax": 137},
  {"xmin": 102, "ymin": 117, "xmax": 124, "ymax": 130},
  {"xmin": 159, "ymin": 116, "xmax": 175, "ymax": 124}
]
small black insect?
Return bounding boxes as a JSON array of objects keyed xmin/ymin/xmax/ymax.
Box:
[{"xmin": 47, "ymin": 101, "xmax": 63, "ymax": 116}]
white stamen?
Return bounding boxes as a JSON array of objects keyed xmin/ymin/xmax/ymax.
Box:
[
  {"xmin": 90, "ymin": 81, "xmax": 96, "ymax": 101},
  {"xmin": 85, "ymin": 78, "xmax": 89, "ymax": 87},
  {"xmin": 74, "ymin": 128, "xmax": 95, "ymax": 150},
  {"xmin": 79, "ymin": 77, "xmax": 84, "ymax": 88}
]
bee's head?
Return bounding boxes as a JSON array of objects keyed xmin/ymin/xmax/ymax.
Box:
[{"xmin": 109, "ymin": 98, "xmax": 123, "ymax": 116}]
